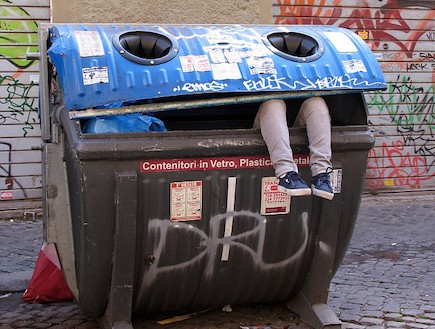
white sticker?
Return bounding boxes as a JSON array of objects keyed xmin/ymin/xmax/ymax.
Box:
[
  {"xmin": 179, "ymin": 55, "xmax": 195, "ymax": 72},
  {"xmin": 208, "ymin": 48, "xmax": 227, "ymax": 64},
  {"xmin": 223, "ymin": 48, "xmax": 242, "ymax": 63},
  {"xmin": 82, "ymin": 66, "xmax": 109, "ymax": 85},
  {"xmin": 212, "ymin": 63, "xmax": 242, "ymax": 80},
  {"xmin": 179, "ymin": 55, "xmax": 211, "ymax": 72},
  {"xmin": 331, "ymin": 169, "xmax": 342, "ymax": 193},
  {"xmin": 260, "ymin": 177, "xmax": 291, "ymax": 216},
  {"xmin": 193, "ymin": 55, "xmax": 212, "ymax": 72},
  {"xmin": 343, "ymin": 59, "xmax": 367, "ymax": 73},
  {"xmin": 247, "ymin": 57, "xmax": 277, "ymax": 75},
  {"xmin": 74, "ymin": 31, "xmax": 105, "ymax": 57},
  {"xmin": 323, "ymin": 31, "xmax": 358, "ymax": 53},
  {"xmin": 170, "ymin": 181, "xmax": 202, "ymax": 221}
]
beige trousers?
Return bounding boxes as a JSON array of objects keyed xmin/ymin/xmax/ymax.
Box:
[{"xmin": 253, "ymin": 97, "xmax": 332, "ymax": 178}]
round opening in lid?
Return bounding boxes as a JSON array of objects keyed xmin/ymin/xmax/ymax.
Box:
[
  {"xmin": 113, "ymin": 30, "xmax": 179, "ymax": 65},
  {"xmin": 263, "ymin": 31, "xmax": 324, "ymax": 62}
]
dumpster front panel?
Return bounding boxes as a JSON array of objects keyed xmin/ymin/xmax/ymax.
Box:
[
  {"xmin": 58, "ymin": 106, "xmax": 374, "ymax": 316},
  {"xmin": 132, "ymin": 168, "xmax": 312, "ymax": 313}
]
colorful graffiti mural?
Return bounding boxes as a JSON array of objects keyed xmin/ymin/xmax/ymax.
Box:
[
  {"xmin": 0, "ymin": 0, "xmax": 39, "ymax": 68},
  {"xmin": 274, "ymin": 0, "xmax": 435, "ymax": 192}
]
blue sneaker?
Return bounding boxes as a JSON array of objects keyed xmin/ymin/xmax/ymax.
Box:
[
  {"xmin": 278, "ymin": 171, "xmax": 312, "ymax": 196},
  {"xmin": 311, "ymin": 169, "xmax": 334, "ymax": 200}
]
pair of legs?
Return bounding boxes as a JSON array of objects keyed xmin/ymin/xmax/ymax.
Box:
[{"xmin": 254, "ymin": 97, "xmax": 334, "ymax": 200}]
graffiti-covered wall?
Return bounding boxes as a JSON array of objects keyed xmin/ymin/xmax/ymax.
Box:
[
  {"xmin": 274, "ymin": 0, "xmax": 435, "ymax": 193},
  {"xmin": 0, "ymin": 0, "xmax": 50, "ymax": 216}
]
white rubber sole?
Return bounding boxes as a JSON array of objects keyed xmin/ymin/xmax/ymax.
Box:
[
  {"xmin": 311, "ymin": 185, "xmax": 334, "ymax": 200},
  {"xmin": 278, "ymin": 185, "xmax": 312, "ymax": 196}
]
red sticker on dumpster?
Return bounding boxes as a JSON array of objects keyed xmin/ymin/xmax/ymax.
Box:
[
  {"xmin": 140, "ymin": 155, "xmax": 309, "ymax": 173},
  {"xmin": 261, "ymin": 177, "xmax": 291, "ymax": 215}
]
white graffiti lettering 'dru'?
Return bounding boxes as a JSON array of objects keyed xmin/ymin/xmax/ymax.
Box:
[
  {"xmin": 135, "ymin": 210, "xmax": 309, "ymax": 289},
  {"xmin": 243, "ymin": 74, "xmax": 384, "ymax": 91},
  {"xmin": 173, "ymin": 81, "xmax": 228, "ymax": 93}
]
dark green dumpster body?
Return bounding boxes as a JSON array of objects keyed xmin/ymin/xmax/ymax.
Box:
[{"xmin": 39, "ymin": 23, "xmax": 385, "ymax": 329}]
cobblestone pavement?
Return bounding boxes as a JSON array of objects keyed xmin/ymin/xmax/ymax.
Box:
[{"xmin": 0, "ymin": 195, "xmax": 434, "ymax": 329}]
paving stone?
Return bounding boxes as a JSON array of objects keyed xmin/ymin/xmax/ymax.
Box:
[
  {"xmin": 402, "ymin": 316, "xmax": 417, "ymax": 322},
  {"xmin": 384, "ymin": 313, "xmax": 403, "ymax": 321},
  {"xmin": 361, "ymin": 310, "xmax": 383, "ymax": 318},
  {"xmin": 32, "ymin": 323, "xmax": 52, "ymax": 329},
  {"xmin": 385, "ymin": 321, "xmax": 407, "ymax": 328},
  {"xmin": 407, "ymin": 323, "xmax": 430, "ymax": 329},
  {"xmin": 61, "ymin": 318, "xmax": 87, "ymax": 326},
  {"xmin": 359, "ymin": 317, "xmax": 384, "ymax": 326},
  {"xmin": 402, "ymin": 309, "xmax": 425, "ymax": 317},
  {"xmin": 342, "ymin": 324, "xmax": 366, "ymax": 329}
]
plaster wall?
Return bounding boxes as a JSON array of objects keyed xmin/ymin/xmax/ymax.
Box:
[{"xmin": 52, "ymin": 0, "xmax": 272, "ymax": 24}]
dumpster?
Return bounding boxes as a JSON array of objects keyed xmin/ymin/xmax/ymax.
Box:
[{"xmin": 38, "ymin": 23, "xmax": 385, "ymax": 329}]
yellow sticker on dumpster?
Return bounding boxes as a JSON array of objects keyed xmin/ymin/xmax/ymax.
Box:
[
  {"xmin": 261, "ymin": 177, "xmax": 291, "ymax": 215},
  {"xmin": 170, "ymin": 181, "xmax": 202, "ymax": 221}
]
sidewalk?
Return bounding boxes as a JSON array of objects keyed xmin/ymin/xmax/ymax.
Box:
[{"xmin": 1, "ymin": 194, "xmax": 434, "ymax": 328}]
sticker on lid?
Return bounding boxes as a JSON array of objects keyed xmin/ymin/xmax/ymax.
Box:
[
  {"xmin": 343, "ymin": 59, "xmax": 367, "ymax": 74},
  {"xmin": 170, "ymin": 181, "xmax": 202, "ymax": 221},
  {"xmin": 212, "ymin": 63, "xmax": 242, "ymax": 80},
  {"xmin": 247, "ymin": 57, "xmax": 277, "ymax": 75},
  {"xmin": 74, "ymin": 31, "xmax": 105, "ymax": 57},
  {"xmin": 82, "ymin": 66, "xmax": 109, "ymax": 85},
  {"xmin": 179, "ymin": 55, "xmax": 211, "ymax": 72}
]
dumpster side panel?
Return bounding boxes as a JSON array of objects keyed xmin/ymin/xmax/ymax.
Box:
[{"xmin": 63, "ymin": 139, "xmax": 115, "ymax": 317}]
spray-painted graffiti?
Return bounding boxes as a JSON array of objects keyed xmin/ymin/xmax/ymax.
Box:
[
  {"xmin": 368, "ymin": 75, "xmax": 434, "ymax": 168},
  {"xmin": 243, "ymin": 74, "xmax": 381, "ymax": 92},
  {"xmin": 173, "ymin": 81, "xmax": 228, "ymax": 93},
  {"xmin": 137, "ymin": 210, "xmax": 309, "ymax": 290},
  {"xmin": 0, "ymin": 1, "xmax": 39, "ymax": 69},
  {"xmin": 0, "ymin": 74, "xmax": 38, "ymax": 136},
  {"xmin": 1, "ymin": 1, "xmax": 43, "ymax": 203},
  {"xmin": 274, "ymin": 0, "xmax": 435, "ymax": 191},
  {"xmin": 275, "ymin": 0, "xmax": 435, "ymax": 59},
  {"xmin": 0, "ymin": 142, "xmax": 27, "ymax": 197},
  {"xmin": 367, "ymin": 140, "xmax": 432, "ymax": 189}
]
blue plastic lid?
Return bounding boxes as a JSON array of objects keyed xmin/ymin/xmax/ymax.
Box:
[{"xmin": 48, "ymin": 24, "xmax": 386, "ymax": 111}]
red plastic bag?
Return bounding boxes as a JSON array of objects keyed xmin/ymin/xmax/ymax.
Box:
[{"xmin": 22, "ymin": 242, "xmax": 73, "ymax": 303}]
